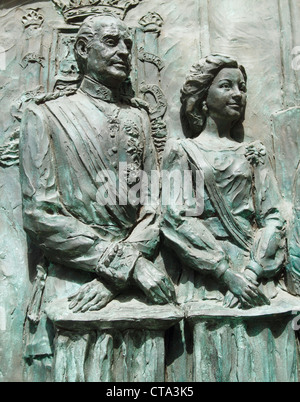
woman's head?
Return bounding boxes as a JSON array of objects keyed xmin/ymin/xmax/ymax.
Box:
[{"xmin": 180, "ymin": 54, "xmax": 247, "ymax": 141}]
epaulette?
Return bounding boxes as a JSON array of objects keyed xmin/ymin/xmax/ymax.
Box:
[{"xmin": 34, "ymin": 87, "xmax": 77, "ymax": 105}]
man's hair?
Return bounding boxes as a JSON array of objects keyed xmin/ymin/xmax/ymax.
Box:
[{"xmin": 74, "ymin": 14, "xmax": 120, "ymax": 75}]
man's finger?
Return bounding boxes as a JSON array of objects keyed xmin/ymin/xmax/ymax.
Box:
[
  {"xmin": 72, "ymin": 292, "xmax": 98, "ymax": 313},
  {"xmin": 80, "ymin": 294, "xmax": 105, "ymax": 313},
  {"xmin": 69, "ymin": 292, "xmax": 85, "ymax": 309},
  {"xmin": 89, "ymin": 296, "xmax": 111, "ymax": 311},
  {"xmin": 68, "ymin": 283, "xmax": 91, "ymax": 305}
]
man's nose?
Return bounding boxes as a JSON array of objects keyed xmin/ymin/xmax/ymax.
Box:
[{"xmin": 117, "ymin": 40, "xmax": 130, "ymax": 58}]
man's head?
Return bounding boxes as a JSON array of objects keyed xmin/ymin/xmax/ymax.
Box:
[{"xmin": 75, "ymin": 15, "xmax": 133, "ymax": 88}]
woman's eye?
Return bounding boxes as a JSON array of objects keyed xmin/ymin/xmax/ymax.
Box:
[{"xmin": 221, "ymin": 83, "xmax": 231, "ymax": 89}]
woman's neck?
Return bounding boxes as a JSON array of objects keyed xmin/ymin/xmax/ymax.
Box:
[
  {"xmin": 201, "ymin": 116, "xmax": 234, "ymax": 140},
  {"xmin": 195, "ymin": 117, "xmax": 239, "ymax": 147}
]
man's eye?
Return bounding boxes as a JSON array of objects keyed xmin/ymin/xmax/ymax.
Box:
[
  {"xmin": 240, "ymin": 85, "xmax": 247, "ymax": 92},
  {"xmin": 104, "ymin": 38, "xmax": 117, "ymax": 46}
]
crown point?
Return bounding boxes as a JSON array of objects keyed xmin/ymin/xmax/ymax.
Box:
[
  {"xmin": 139, "ymin": 12, "xmax": 163, "ymax": 33},
  {"xmin": 22, "ymin": 9, "xmax": 44, "ymax": 29},
  {"xmin": 51, "ymin": 0, "xmax": 141, "ymax": 23}
]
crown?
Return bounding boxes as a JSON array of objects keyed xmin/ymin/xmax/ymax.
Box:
[
  {"xmin": 52, "ymin": 0, "xmax": 142, "ymax": 23},
  {"xmin": 22, "ymin": 9, "xmax": 44, "ymax": 29},
  {"xmin": 138, "ymin": 12, "xmax": 163, "ymax": 33}
]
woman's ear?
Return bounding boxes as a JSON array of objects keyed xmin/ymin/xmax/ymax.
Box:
[{"xmin": 180, "ymin": 97, "xmax": 206, "ymax": 138}]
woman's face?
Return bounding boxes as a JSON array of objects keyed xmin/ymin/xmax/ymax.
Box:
[{"xmin": 205, "ymin": 67, "xmax": 247, "ymax": 123}]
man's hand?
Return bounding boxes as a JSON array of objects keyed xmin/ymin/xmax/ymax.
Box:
[
  {"xmin": 222, "ymin": 269, "xmax": 270, "ymax": 309},
  {"xmin": 133, "ymin": 257, "xmax": 176, "ymax": 305},
  {"xmin": 68, "ymin": 279, "xmax": 117, "ymax": 313}
]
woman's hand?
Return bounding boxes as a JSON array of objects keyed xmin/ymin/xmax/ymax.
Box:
[
  {"xmin": 68, "ymin": 279, "xmax": 117, "ymax": 313},
  {"xmin": 222, "ymin": 269, "xmax": 270, "ymax": 309}
]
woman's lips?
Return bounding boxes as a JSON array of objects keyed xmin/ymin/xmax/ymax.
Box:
[{"xmin": 228, "ymin": 103, "xmax": 241, "ymax": 109}]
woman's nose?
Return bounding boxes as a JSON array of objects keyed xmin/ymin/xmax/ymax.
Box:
[{"xmin": 232, "ymin": 86, "xmax": 242, "ymax": 99}]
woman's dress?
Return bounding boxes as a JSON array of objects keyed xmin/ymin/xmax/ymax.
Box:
[{"xmin": 162, "ymin": 137, "xmax": 286, "ymax": 304}]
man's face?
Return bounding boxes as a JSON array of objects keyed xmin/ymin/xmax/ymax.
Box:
[{"xmin": 85, "ymin": 17, "xmax": 133, "ymax": 88}]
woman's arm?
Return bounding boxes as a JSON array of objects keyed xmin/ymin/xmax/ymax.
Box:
[
  {"xmin": 245, "ymin": 142, "xmax": 286, "ymax": 280},
  {"xmin": 161, "ymin": 139, "xmax": 232, "ymax": 279},
  {"xmin": 161, "ymin": 139, "xmax": 269, "ymax": 308}
]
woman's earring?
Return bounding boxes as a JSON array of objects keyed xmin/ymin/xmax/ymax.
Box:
[{"xmin": 202, "ymin": 101, "xmax": 208, "ymax": 115}]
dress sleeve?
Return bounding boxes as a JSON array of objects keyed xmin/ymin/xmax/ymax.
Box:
[
  {"xmin": 161, "ymin": 138, "xmax": 230, "ymax": 279},
  {"xmin": 247, "ymin": 142, "xmax": 286, "ymax": 279},
  {"xmin": 20, "ymin": 103, "xmax": 139, "ymax": 290}
]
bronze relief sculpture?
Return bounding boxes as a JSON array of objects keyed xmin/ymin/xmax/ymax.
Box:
[
  {"xmin": 162, "ymin": 55, "xmax": 300, "ymax": 382},
  {"xmin": 19, "ymin": 20, "xmax": 300, "ymax": 384},
  {"xmin": 1, "ymin": 0, "xmax": 300, "ymax": 383},
  {"xmin": 20, "ymin": 14, "xmax": 175, "ymax": 381},
  {"xmin": 162, "ymin": 54, "xmax": 286, "ymax": 309}
]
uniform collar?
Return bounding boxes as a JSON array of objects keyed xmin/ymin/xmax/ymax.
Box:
[{"xmin": 80, "ymin": 76, "xmax": 121, "ymax": 103}]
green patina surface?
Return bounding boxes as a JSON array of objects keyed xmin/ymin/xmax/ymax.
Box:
[{"xmin": 0, "ymin": 0, "xmax": 300, "ymax": 382}]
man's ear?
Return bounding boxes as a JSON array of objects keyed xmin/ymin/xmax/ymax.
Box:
[{"xmin": 75, "ymin": 39, "xmax": 88, "ymax": 60}]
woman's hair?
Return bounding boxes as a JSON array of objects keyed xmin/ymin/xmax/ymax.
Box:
[{"xmin": 180, "ymin": 54, "xmax": 247, "ymax": 142}]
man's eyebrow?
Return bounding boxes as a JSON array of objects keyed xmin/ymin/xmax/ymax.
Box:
[{"xmin": 102, "ymin": 33, "xmax": 119, "ymax": 39}]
